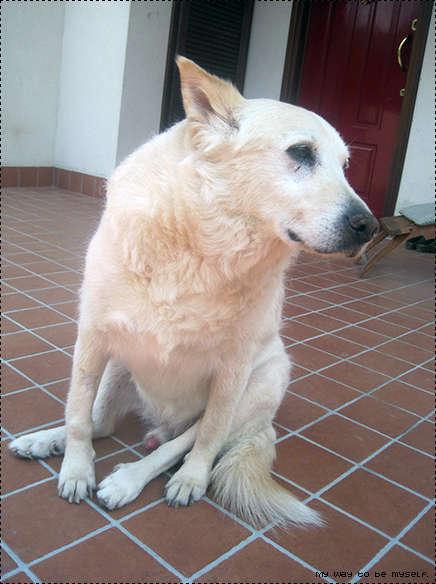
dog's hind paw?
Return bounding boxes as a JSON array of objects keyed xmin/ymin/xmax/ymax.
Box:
[{"xmin": 164, "ymin": 467, "xmax": 208, "ymax": 507}]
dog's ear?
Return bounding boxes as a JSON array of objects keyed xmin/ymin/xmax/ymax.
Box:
[{"xmin": 176, "ymin": 56, "xmax": 243, "ymax": 128}]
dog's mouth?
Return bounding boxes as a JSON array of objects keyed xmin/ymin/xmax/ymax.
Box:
[{"xmin": 287, "ymin": 229, "xmax": 361, "ymax": 257}]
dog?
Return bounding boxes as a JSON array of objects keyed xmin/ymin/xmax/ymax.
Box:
[{"xmin": 9, "ymin": 57, "xmax": 378, "ymax": 528}]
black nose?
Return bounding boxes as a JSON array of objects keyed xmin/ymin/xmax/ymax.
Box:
[{"xmin": 347, "ymin": 211, "xmax": 379, "ymax": 240}]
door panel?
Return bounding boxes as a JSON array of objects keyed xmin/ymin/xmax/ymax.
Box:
[{"xmin": 298, "ymin": 1, "xmax": 422, "ymax": 217}]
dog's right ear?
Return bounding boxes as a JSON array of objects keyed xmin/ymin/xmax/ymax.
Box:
[{"xmin": 176, "ymin": 56, "xmax": 243, "ymax": 128}]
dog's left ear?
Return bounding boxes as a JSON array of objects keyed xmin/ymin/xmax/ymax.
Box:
[{"xmin": 176, "ymin": 56, "xmax": 243, "ymax": 128}]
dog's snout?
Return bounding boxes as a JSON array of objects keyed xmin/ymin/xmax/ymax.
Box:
[
  {"xmin": 347, "ymin": 213, "xmax": 379, "ymax": 238},
  {"xmin": 344, "ymin": 206, "xmax": 379, "ymax": 243}
]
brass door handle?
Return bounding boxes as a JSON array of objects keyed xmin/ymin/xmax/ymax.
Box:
[{"xmin": 397, "ymin": 18, "xmax": 418, "ymax": 72}]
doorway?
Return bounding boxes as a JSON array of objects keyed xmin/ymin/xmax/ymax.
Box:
[{"xmin": 281, "ymin": 0, "xmax": 433, "ymax": 217}]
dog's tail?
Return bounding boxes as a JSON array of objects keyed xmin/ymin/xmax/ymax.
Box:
[{"xmin": 210, "ymin": 426, "xmax": 323, "ymax": 529}]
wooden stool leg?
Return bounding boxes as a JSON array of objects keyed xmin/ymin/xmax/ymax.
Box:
[
  {"xmin": 354, "ymin": 230, "xmax": 387, "ymax": 264},
  {"xmin": 360, "ymin": 233, "xmax": 410, "ymax": 277}
]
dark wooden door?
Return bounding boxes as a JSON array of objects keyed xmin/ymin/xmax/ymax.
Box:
[
  {"xmin": 297, "ymin": 1, "xmax": 423, "ymax": 217},
  {"xmin": 160, "ymin": 0, "xmax": 253, "ymax": 131}
]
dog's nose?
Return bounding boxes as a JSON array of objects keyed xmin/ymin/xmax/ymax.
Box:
[{"xmin": 346, "ymin": 210, "xmax": 379, "ymax": 242}]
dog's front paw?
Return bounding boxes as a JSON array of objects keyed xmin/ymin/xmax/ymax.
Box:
[
  {"xmin": 9, "ymin": 428, "xmax": 66, "ymax": 459},
  {"xmin": 58, "ymin": 456, "xmax": 95, "ymax": 504},
  {"xmin": 96, "ymin": 463, "xmax": 144, "ymax": 510},
  {"xmin": 164, "ymin": 464, "xmax": 208, "ymax": 507}
]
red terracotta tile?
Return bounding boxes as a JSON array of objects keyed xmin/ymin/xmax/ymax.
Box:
[
  {"xmin": 33, "ymin": 528, "xmax": 176, "ymax": 582},
  {"xmin": 1, "ymin": 441, "xmax": 53, "ymax": 494},
  {"xmin": 371, "ymin": 545, "xmax": 435, "ymax": 581},
  {"xmin": 340, "ymin": 396, "xmax": 418, "ymax": 437},
  {"xmin": 1, "ymin": 316, "xmax": 23, "ymax": 334},
  {"xmin": 302, "ymin": 415, "xmax": 388, "ymax": 461},
  {"xmin": 289, "ymin": 343, "xmax": 338, "ymax": 371},
  {"xmin": 352, "ymin": 350, "xmax": 415, "ymax": 378},
  {"xmin": 124, "ymin": 500, "xmax": 249, "ymax": 575},
  {"xmin": 274, "ymin": 436, "xmax": 351, "ymax": 492},
  {"xmin": 82, "ymin": 174, "xmax": 96, "ymax": 197},
  {"xmin": 1, "ymin": 292, "xmax": 40, "ymax": 311},
  {"xmin": 19, "ymin": 167, "xmax": 38, "ymax": 187},
  {"xmin": 2, "ymin": 572, "xmax": 32, "ymax": 584},
  {"xmin": 8, "ymin": 306, "xmax": 68, "ymax": 329},
  {"xmin": 322, "ymin": 361, "xmax": 389, "ymax": 392},
  {"xmin": 307, "ymin": 334, "xmax": 365, "ymax": 358},
  {"xmin": 275, "ymin": 393, "xmax": 326, "ymax": 430},
  {"xmin": 113, "ymin": 413, "xmax": 146, "ymax": 445},
  {"xmin": 359, "ymin": 318, "xmax": 408, "ymax": 338},
  {"xmin": 1, "ymin": 166, "xmax": 19, "ymax": 187},
  {"xmin": 3, "ymin": 331, "xmax": 52, "ymax": 359},
  {"xmin": 2, "ymin": 481, "xmax": 107, "ymax": 562},
  {"xmin": 2, "ymin": 388, "xmax": 64, "ymax": 433},
  {"xmin": 373, "ymin": 381, "xmax": 434, "ymax": 416},
  {"xmin": 401, "ymin": 422, "xmax": 435, "ymax": 456},
  {"xmin": 37, "ymin": 167, "xmax": 54, "ymax": 187},
  {"xmin": 35, "ymin": 322, "xmax": 77, "ymax": 348},
  {"xmin": 200, "ymin": 539, "xmax": 316, "ymax": 582},
  {"xmin": 366, "ymin": 443, "xmax": 434, "ymax": 499},
  {"xmin": 57, "ymin": 168, "xmax": 70, "ymax": 190},
  {"xmin": 268, "ymin": 500, "xmax": 387, "ymax": 578},
  {"xmin": 323, "ymin": 469, "xmax": 426, "ymax": 536},
  {"xmin": 401, "ymin": 508, "xmax": 435, "ymax": 559},
  {"xmin": 0, "ymin": 546, "xmax": 17, "ymax": 576},
  {"xmin": 69, "ymin": 171, "xmax": 84, "ymax": 193},
  {"xmin": 281, "ymin": 319, "xmax": 322, "ymax": 341},
  {"xmin": 399, "ymin": 368, "xmax": 435, "ymax": 392},
  {"xmin": 295, "ymin": 312, "xmax": 345, "ymax": 332},
  {"xmin": 1, "ymin": 363, "xmax": 32, "ymax": 392},
  {"xmin": 12, "ymin": 350, "xmax": 72, "ymax": 384},
  {"xmin": 28, "ymin": 286, "xmax": 77, "ymax": 305},
  {"xmin": 4, "ymin": 275, "xmax": 51, "ymax": 291},
  {"xmin": 335, "ymin": 325, "xmax": 388, "ymax": 347},
  {"xmin": 289, "ymin": 374, "xmax": 360, "ymax": 408}
]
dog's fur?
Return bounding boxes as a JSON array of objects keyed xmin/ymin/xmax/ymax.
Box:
[{"xmin": 10, "ymin": 58, "xmax": 377, "ymax": 528}]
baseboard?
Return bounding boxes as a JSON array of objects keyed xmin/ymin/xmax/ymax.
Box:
[{"xmin": 1, "ymin": 166, "xmax": 106, "ymax": 198}]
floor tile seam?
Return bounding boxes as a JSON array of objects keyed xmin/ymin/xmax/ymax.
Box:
[
  {"xmin": 4, "ymin": 223, "xmax": 94, "ymax": 259},
  {"xmin": 283, "ymin": 306, "xmax": 432, "ymax": 358},
  {"xmin": 277, "ymin": 401, "xmax": 435, "ymax": 460},
  {"xmin": 285, "ymin": 382, "xmax": 435, "ymax": 433},
  {"xmin": 0, "ymin": 280, "xmax": 78, "ymax": 323},
  {"xmin": 3, "ymin": 298, "xmax": 80, "ymax": 316},
  {"xmin": 1, "ymin": 317, "xmax": 77, "ymax": 337},
  {"xmin": 260, "ymin": 535, "xmax": 338, "ymax": 584},
  {"xmin": 348, "ymin": 500, "xmax": 436, "ymax": 583},
  {"xmin": 275, "ymin": 426, "xmax": 433, "ymax": 503},
  {"xmin": 3, "ymin": 245, "xmax": 84, "ymax": 276},
  {"xmin": 283, "ymin": 277, "xmax": 433, "ymax": 322},
  {"xmin": 0, "ymin": 539, "xmax": 40, "ymax": 583},
  {"xmin": 1, "ymin": 359, "xmax": 69, "ymax": 406}
]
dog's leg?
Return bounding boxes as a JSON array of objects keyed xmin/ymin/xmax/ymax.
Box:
[
  {"xmin": 96, "ymin": 421, "xmax": 199, "ymax": 510},
  {"xmin": 57, "ymin": 329, "xmax": 108, "ymax": 503},
  {"xmin": 9, "ymin": 361, "xmax": 133, "ymax": 460},
  {"xmin": 164, "ymin": 354, "xmax": 253, "ymax": 507}
]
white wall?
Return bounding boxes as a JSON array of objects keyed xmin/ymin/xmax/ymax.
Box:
[
  {"xmin": 116, "ymin": 3, "xmax": 172, "ymax": 163},
  {"xmin": 2, "ymin": 3, "xmax": 64, "ymax": 166},
  {"xmin": 395, "ymin": 7, "xmax": 435, "ymax": 212},
  {"xmin": 244, "ymin": 0, "xmax": 293, "ymax": 100},
  {"xmin": 54, "ymin": 4, "xmax": 130, "ymax": 178}
]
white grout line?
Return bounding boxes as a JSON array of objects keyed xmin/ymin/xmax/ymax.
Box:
[
  {"xmin": 0, "ymin": 540, "xmax": 40, "ymax": 583},
  {"xmin": 348, "ymin": 501, "xmax": 436, "ymax": 584}
]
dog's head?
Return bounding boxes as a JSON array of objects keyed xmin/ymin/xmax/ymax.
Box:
[{"xmin": 177, "ymin": 57, "xmax": 378, "ymax": 257}]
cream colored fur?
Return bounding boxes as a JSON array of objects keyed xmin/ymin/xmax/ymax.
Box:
[{"xmin": 10, "ymin": 57, "xmax": 376, "ymax": 529}]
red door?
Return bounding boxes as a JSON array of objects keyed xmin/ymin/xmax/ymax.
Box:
[{"xmin": 298, "ymin": 1, "xmax": 422, "ymax": 217}]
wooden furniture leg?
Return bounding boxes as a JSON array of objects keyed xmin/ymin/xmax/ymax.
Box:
[
  {"xmin": 354, "ymin": 230, "xmax": 387, "ymax": 264},
  {"xmin": 360, "ymin": 233, "xmax": 410, "ymax": 276}
]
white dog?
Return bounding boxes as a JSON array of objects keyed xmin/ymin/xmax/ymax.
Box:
[{"xmin": 10, "ymin": 57, "xmax": 377, "ymax": 528}]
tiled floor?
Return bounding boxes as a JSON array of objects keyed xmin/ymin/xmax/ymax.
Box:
[{"xmin": 1, "ymin": 187, "xmax": 435, "ymax": 584}]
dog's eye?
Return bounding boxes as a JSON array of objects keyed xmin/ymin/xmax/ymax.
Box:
[{"xmin": 286, "ymin": 143, "xmax": 316, "ymax": 168}]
